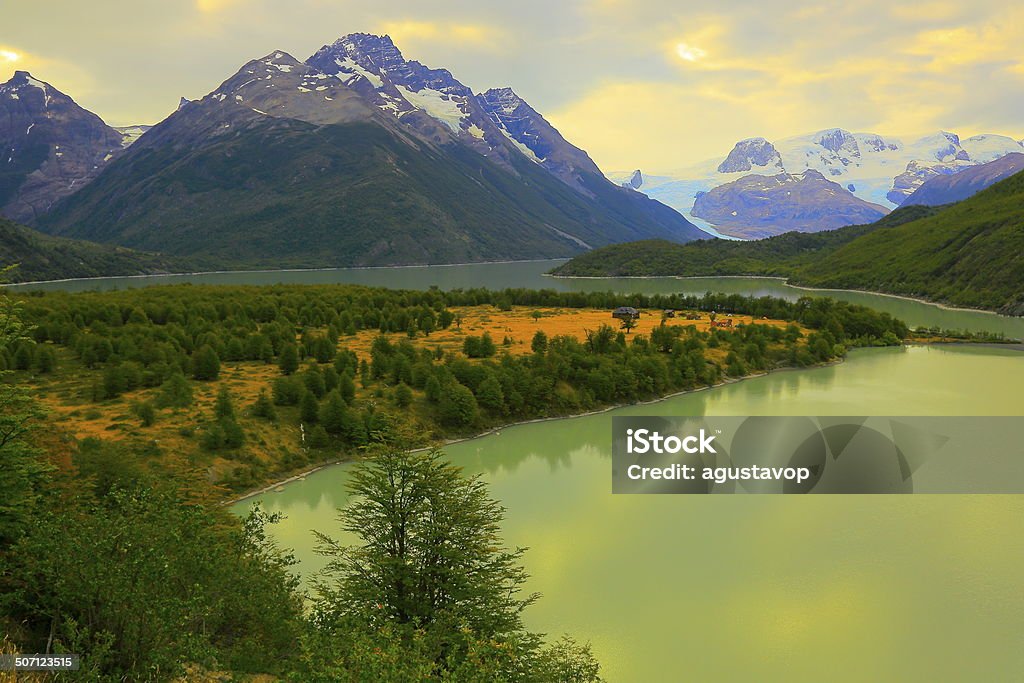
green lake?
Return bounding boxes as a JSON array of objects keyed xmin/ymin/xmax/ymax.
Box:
[{"xmin": 234, "ymin": 344, "xmax": 1024, "ymax": 682}]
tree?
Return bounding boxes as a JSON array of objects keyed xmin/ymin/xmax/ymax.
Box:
[
  {"xmin": 215, "ymin": 385, "xmax": 236, "ymax": 421},
  {"xmin": 300, "ymin": 389, "xmax": 320, "ymax": 424},
  {"xmin": 424, "ymin": 376, "xmax": 442, "ymax": 403},
  {"xmin": 531, "ymin": 330, "xmax": 548, "ymax": 354},
  {"xmin": 312, "ymin": 448, "xmax": 536, "ymax": 659},
  {"xmin": 307, "ymin": 424, "xmax": 330, "ymax": 448},
  {"xmin": 479, "ymin": 332, "xmax": 497, "ymax": 357},
  {"xmin": 192, "ymin": 344, "xmax": 221, "ymax": 381},
  {"xmin": 620, "ymin": 317, "xmax": 638, "ymax": 334},
  {"xmin": 309, "ymin": 448, "xmax": 604, "ymax": 681},
  {"xmin": 338, "ymin": 373, "xmax": 356, "ymax": 404},
  {"xmin": 439, "ymin": 383, "xmax": 478, "ymax": 427},
  {"xmin": 304, "ymin": 367, "xmax": 327, "ymax": 398},
  {"xmin": 272, "ymin": 376, "xmax": 303, "ymax": 406},
  {"xmin": 394, "ymin": 382, "xmax": 413, "ymax": 408},
  {"xmin": 476, "ymin": 375, "xmax": 505, "ymax": 414},
  {"xmin": 157, "ymin": 372, "xmax": 193, "ymax": 409},
  {"xmin": 279, "ymin": 343, "xmax": 299, "ymax": 376},
  {"xmin": 251, "ymin": 389, "xmax": 277, "ymax": 421},
  {"xmin": 12, "ymin": 343, "xmax": 34, "ymax": 371},
  {"xmin": 319, "ymin": 390, "xmax": 347, "ymax": 435},
  {"xmin": 35, "ymin": 346, "xmax": 56, "ymax": 374}
]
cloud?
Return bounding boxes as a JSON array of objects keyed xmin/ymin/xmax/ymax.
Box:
[
  {"xmin": 195, "ymin": 0, "xmax": 244, "ymax": 13},
  {"xmin": 375, "ymin": 20, "xmax": 508, "ymax": 52}
]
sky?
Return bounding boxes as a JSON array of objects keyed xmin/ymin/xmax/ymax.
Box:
[{"xmin": 3, "ymin": 0, "xmax": 1024, "ymax": 173}]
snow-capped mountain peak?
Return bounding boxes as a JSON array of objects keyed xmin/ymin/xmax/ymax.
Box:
[{"xmin": 716, "ymin": 137, "xmax": 783, "ymax": 173}]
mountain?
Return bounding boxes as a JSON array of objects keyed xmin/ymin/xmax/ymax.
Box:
[
  {"xmin": 0, "ymin": 216, "xmax": 187, "ymax": 283},
  {"xmin": 37, "ymin": 35, "xmax": 704, "ymax": 268},
  {"xmin": 691, "ymin": 170, "xmax": 890, "ymax": 238},
  {"xmin": 555, "ymin": 170, "xmax": 1024, "ymax": 314},
  {"xmin": 0, "ymin": 71, "xmax": 128, "ymax": 224},
  {"xmin": 902, "ymin": 152, "xmax": 1024, "ymax": 206},
  {"xmin": 608, "ymin": 128, "xmax": 1024, "ymax": 232},
  {"xmin": 717, "ymin": 137, "xmax": 783, "ymax": 174}
]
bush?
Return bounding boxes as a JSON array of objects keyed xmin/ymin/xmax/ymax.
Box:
[{"xmin": 133, "ymin": 400, "xmax": 157, "ymax": 427}]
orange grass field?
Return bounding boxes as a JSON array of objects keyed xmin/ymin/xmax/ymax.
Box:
[{"xmin": 341, "ymin": 305, "xmax": 790, "ymax": 358}]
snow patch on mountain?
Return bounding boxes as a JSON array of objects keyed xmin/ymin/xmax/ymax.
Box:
[{"xmin": 394, "ymin": 85, "xmax": 468, "ymax": 133}]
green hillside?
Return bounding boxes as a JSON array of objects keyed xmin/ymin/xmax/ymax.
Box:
[
  {"xmin": 795, "ymin": 171, "xmax": 1024, "ymax": 314},
  {"xmin": 0, "ymin": 217, "xmax": 187, "ymax": 284},
  {"xmin": 554, "ymin": 172, "xmax": 1024, "ymax": 315},
  {"xmin": 551, "ymin": 205, "xmax": 936, "ymax": 277}
]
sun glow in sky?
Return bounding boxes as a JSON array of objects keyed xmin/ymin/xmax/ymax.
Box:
[
  {"xmin": 5, "ymin": 0, "xmax": 1024, "ymax": 173},
  {"xmin": 675, "ymin": 43, "xmax": 706, "ymax": 63}
]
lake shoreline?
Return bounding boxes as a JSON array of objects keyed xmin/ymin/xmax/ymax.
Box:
[
  {"xmin": 3, "ymin": 258, "xmax": 570, "ymax": 289},
  {"xmin": 226, "ymin": 358, "xmax": 844, "ymax": 506},
  {"xmin": 547, "ymin": 272, "xmax": 1020, "ymax": 321}
]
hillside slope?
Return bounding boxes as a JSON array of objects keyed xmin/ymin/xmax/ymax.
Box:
[
  {"xmin": 0, "ymin": 217, "xmax": 187, "ymax": 283},
  {"xmin": 551, "ymin": 205, "xmax": 935, "ymax": 278},
  {"xmin": 797, "ymin": 171, "xmax": 1024, "ymax": 314}
]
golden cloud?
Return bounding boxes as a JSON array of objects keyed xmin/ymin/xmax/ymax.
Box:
[
  {"xmin": 195, "ymin": 0, "xmax": 243, "ymax": 13},
  {"xmin": 376, "ymin": 20, "xmax": 507, "ymax": 51}
]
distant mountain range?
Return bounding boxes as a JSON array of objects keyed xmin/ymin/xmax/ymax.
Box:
[
  {"xmin": 555, "ymin": 165, "xmax": 1024, "ymax": 315},
  {"xmin": 610, "ymin": 128, "xmax": 1024, "ymax": 238},
  {"xmin": 4, "ymin": 34, "xmax": 704, "ymax": 270}
]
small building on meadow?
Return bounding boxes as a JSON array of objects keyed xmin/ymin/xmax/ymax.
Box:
[{"xmin": 612, "ymin": 306, "xmax": 641, "ymax": 321}]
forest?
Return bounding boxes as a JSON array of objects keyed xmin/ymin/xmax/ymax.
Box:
[
  {"xmin": 0, "ymin": 284, "xmax": 909, "ymax": 680},
  {"xmin": 3, "ymin": 283, "xmax": 909, "ymax": 493}
]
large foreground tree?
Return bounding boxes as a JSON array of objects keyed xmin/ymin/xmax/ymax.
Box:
[{"xmin": 308, "ymin": 447, "xmax": 603, "ymax": 682}]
